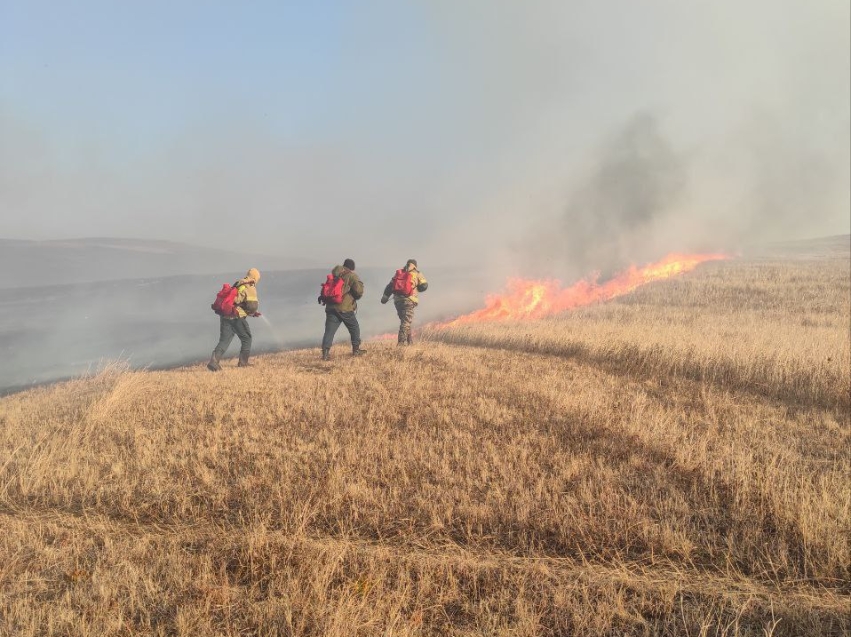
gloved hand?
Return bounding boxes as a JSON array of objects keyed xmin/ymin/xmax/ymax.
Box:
[
  {"xmin": 380, "ymin": 295, "xmax": 389, "ymax": 304},
  {"xmin": 251, "ymin": 312, "xmax": 262, "ymax": 317},
  {"xmin": 317, "ymin": 295, "xmax": 325, "ymax": 305}
]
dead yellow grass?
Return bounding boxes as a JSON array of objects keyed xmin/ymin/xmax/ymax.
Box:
[
  {"xmin": 428, "ymin": 257, "xmax": 850, "ymax": 411},
  {"xmin": 0, "ymin": 253, "xmax": 848, "ymax": 636}
]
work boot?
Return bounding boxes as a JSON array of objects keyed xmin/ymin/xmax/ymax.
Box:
[
  {"xmin": 321, "ymin": 348, "xmax": 331, "ymax": 361},
  {"xmin": 237, "ymin": 352, "xmax": 251, "ymax": 367},
  {"xmin": 207, "ymin": 352, "xmax": 221, "ymax": 372},
  {"xmin": 352, "ymin": 345, "xmax": 366, "ymax": 356}
]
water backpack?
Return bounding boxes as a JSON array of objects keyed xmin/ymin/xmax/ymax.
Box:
[
  {"xmin": 320, "ymin": 274, "xmax": 345, "ymax": 305},
  {"xmin": 392, "ymin": 269, "xmax": 415, "ymax": 296},
  {"xmin": 211, "ymin": 282, "xmax": 241, "ymax": 316}
]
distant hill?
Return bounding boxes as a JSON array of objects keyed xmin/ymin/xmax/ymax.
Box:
[
  {"xmin": 0, "ymin": 238, "xmax": 320, "ymax": 288},
  {"xmin": 746, "ymin": 234, "xmax": 850, "ymax": 257}
]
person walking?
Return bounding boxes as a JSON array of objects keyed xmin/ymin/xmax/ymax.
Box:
[
  {"xmin": 208, "ymin": 268, "xmax": 262, "ymax": 371},
  {"xmin": 319, "ymin": 258, "xmax": 365, "ymax": 360},
  {"xmin": 381, "ymin": 259, "xmax": 428, "ymax": 345}
]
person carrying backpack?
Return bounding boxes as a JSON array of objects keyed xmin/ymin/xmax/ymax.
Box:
[
  {"xmin": 318, "ymin": 258, "xmax": 365, "ymax": 360},
  {"xmin": 208, "ymin": 268, "xmax": 262, "ymax": 371},
  {"xmin": 381, "ymin": 259, "xmax": 428, "ymax": 345}
]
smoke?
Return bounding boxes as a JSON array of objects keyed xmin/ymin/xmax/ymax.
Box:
[
  {"xmin": 517, "ymin": 103, "xmax": 850, "ymax": 278},
  {"xmin": 0, "ymin": 265, "xmax": 491, "ymax": 393},
  {"xmin": 727, "ymin": 112, "xmax": 849, "ymax": 247},
  {"xmin": 421, "ymin": 0, "xmax": 850, "ymax": 276},
  {"xmin": 524, "ymin": 113, "xmax": 686, "ymax": 276},
  {"xmin": 0, "ymin": 1, "xmax": 848, "ymax": 325}
]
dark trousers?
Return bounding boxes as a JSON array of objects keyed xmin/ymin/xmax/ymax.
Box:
[
  {"xmin": 322, "ymin": 310, "xmax": 361, "ymax": 350},
  {"xmin": 213, "ymin": 316, "xmax": 252, "ymax": 357}
]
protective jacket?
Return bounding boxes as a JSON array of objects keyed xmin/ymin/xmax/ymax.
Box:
[
  {"xmin": 384, "ymin": 265, "xmax": 428, "ymax": 305},
  {"xmin": 324, "ymin": 265, "xmax": 364, "ymax": 313},
  {"xmin": 231, "ymin": 277, "xmax": 260, "ymax": 318}
]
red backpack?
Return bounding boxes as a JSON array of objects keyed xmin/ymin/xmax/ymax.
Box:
[
  {"xmin": 211, "ymin": 282, "xmax": 240, "ymax": 316},
  {"xmin": 320, "ymin": 273, "xmax": 345, "ymax": 305},
  {"xmin": 392, "ymin": 269, "xmax": 414, "ymax": 296}
]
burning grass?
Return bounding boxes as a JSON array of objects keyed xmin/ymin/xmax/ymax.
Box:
[
  {"xmin": 443, "ymin": 252, "xmax": 729, "ymax": 325},
  {"xmin": 428, "ymin": 257, "xmax": 850, "ymax": 412},
  {"xmin": 0, "ymin": 252, "xmax": 848, "ymax": 636}
]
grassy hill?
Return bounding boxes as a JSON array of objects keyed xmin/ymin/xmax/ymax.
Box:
[
  {"xmin": 0, "ymin": 238, "xmax": 317, "ymax": 289},
  {"xmin": 0, "ymin": 250, "xmax": 848, "ymax": 636}
]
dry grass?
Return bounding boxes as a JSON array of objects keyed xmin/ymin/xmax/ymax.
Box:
[
  {"xmin": 428, "ymin": 258, "xmax": 850, "ymax": 411},
  {"xmin": 0, "ymin": 252, "xmax": 848, "ymax": 636}
]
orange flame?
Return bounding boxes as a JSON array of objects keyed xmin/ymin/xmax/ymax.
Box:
[{"xmin": 443, "ymin": 253, "xmax": 729, "ymax": 326}]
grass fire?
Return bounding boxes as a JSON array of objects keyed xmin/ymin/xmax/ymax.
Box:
[
  {"xmin": 443, "ymin": 253, "xmax": 730, "ymax": 325},
  {"xmin": 0, "ymin": 241, "xmax": 848, "ymax": 636},
  {"xmin": 3, "ymin": 1, "xmax": 848, "ymax": 634}
]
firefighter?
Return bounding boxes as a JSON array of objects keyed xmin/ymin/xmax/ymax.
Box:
[
  {"xmin": 208, "ymin": 268, "xmax": 261, "ymax": 371},
  {"xmin": 320, "ymin": 258, "xmax": 365, "ymax": 360},
  {"xmin": 381, "ymin": 259, "xmax": 428, "ymax": 345}
]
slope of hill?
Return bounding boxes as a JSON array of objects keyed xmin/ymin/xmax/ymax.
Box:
[
  {"xmin": 0, "ymin": 250, "xmax": 848, "ymax": 635},
  {"xmin": 0, "ymin": 237, "xmax": 318, "ymax": 288},
  {"xmin": 0, "ymin": 265, "xmax": 489, "ymax": 394}
]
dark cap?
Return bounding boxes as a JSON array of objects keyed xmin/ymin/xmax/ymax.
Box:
[
  {"xmin": 343, "ymin": 258, "xmax": 355, "ymax": 270},
  {"xmin": 406, "ymin": 258, "xmax": 417, "ymax": 267}
]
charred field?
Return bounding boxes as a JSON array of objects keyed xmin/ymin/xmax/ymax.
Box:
[
  {"xmin": 0, "ymin": 241, "xmax": 848, "ymax": 636},
  {"xmin": 0, "ymin": 266, "xmax": 489, "ymax": 395}
]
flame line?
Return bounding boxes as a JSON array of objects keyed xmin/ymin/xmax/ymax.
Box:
[{"xmin": 439, "ymin": 252, "xmax": 729, "ymax": 327}]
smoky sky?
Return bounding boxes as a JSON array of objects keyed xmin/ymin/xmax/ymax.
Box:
[
  {"xmin": 524, "ymin": 113, "xmax": 687, "ymax": 276},
  {"xmin": 1, "ymin": 0, "xmax": 848, "ymax": 274}
]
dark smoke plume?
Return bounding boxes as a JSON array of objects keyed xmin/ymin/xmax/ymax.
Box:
[{"xmin": 526, "ymin": 113, "xmax": 685, "ymax": 276}]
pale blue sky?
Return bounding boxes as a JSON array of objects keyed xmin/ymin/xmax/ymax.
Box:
[
  {"xmin": 2, "ymin": 2, "xmax": 434, "ymax": 155},
  {"xmin": 2, "ymin": 1, "xmax": 849, "ymax": 267}
]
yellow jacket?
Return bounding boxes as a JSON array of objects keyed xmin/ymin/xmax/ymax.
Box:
[
  {"xmin": 231, "ymin": 270, "xmax": 260, "ymax": 318},
  {"xmin": 384, "ymin": 264, "xmax": 428, "ymax": 305}
]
